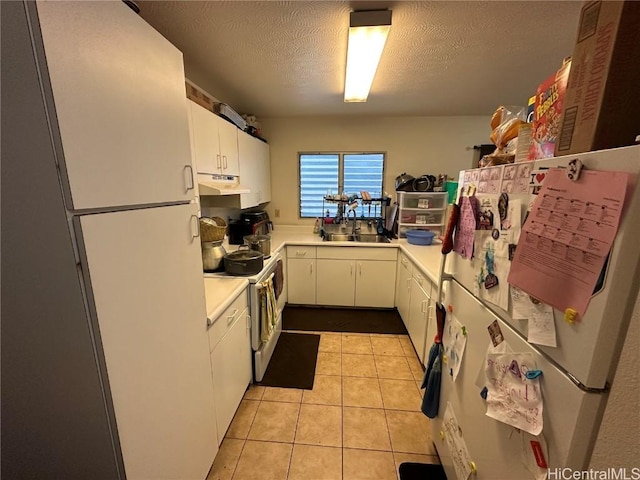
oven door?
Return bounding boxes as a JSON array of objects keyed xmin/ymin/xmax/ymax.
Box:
[{"xmin": 250, "ymin": 251, "xmax": 285, "ymax": 382}]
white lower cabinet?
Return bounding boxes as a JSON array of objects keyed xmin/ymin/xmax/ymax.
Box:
[
  {"xmin": 395, "ymin": 252, "xmax": 413, "ymax": 322},
  {"xmin": 208, "ymin": 291, "xmax": 252, "ymax": 445},
  {"xmin": 407, "ymin": 278, "xmax": 430, "ymax": 363},
  {"xmin": 285, "ymin": 246, "xmax": 397, "ymax": 307},
  {"xmin": 355, "ymin": 260, "xmax": 397, "ymax": 307},
  {"xmin": 395, "ymin": 253, "xmax": 436, "ymax": 364},
  {"xmin": 317, "ymin": 259, "xmax": 356, "ymax": 306},
  {"xmin": 314, "ymin": 247, "xmax": 397, "ymax": 308},
  {"xmin": 286, "ymin": 246, "xmax": 317, "ymax": 304}
]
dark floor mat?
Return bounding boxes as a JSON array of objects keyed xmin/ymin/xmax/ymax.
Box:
[
  {"xmin": 258, "ymin": 332, "xmax": 320, "ymax": 390},
  {"xmin": 283, "ymin": 306, "xmax": 408, "ymax": 335},
  {"xmin": 398, "ymin": 462, "xmax": 447, "ymax": 480}
]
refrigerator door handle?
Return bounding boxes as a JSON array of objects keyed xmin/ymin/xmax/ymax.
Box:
[
  {"xmin": 183, "ymin": 164, "xmax": 195, "ymax": 191},
  {"xmin": 191, "ymin": 215, "xmax": 200, "ymax": 239}
]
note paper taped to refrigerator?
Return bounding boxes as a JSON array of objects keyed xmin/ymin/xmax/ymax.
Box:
[
  {"xmin": 508, "ymin": 168, "xmax": 629, "ymax": 317},
  {"xmin": 443, "ymin": 402, "xmax": 473, "ymax": 480},
  {"xmin": 443, "ymin": 315, "xmax": 467, "ymax": 382},
  {"xmin": 485, "ymin": 352, "xmax": 543, "ymax": 435}
]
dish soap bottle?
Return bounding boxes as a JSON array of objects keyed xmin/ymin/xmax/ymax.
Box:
[{"xmin": 313, "ymin": 218, "xmax": 320, "ymax": 234}]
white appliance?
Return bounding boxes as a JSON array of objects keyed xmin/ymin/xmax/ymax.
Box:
[
  {"xmin": 432, "ymin": 145, "xmax": 640, "ymax": 479},
  {"xmin": 3, "ymin": 2, "xmax": 217, "ymax": 479},
  {"xmin": 205, "ymin": 251, "xmax": 286, "ymax": 382}
]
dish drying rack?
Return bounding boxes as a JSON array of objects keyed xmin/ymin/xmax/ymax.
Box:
[{"xmin": 320, "ymin": 193, "xmax": 392, "ymax": 233}]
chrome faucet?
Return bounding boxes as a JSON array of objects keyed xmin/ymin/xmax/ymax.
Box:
[{"xmin": 350, "ymin": 208, "xmax": 360, "ymax": 235}]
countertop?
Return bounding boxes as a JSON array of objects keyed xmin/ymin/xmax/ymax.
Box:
[
  {"xmin": 202, "ymin": 225, "xmax": 447, "ymax": 320},
  {"xmin": 203, "ymin": 277, "xmax": 249, "ymax": 323}
]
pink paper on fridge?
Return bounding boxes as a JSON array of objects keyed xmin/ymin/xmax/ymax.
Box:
[
  {"xmin": 508, "ymin": 168, "xmax": 629, "ymax": 317},
  {"xmin": 453, "ymin": 196, "xmax": 479, "ymax": 259}
]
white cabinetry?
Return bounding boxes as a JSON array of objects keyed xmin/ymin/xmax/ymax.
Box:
[
  {"xmin": 395, "ymin": 252, "xmax": 437, "ymax": 364},
  {"xmin": 208, "ymin": 289, "xmax": 251, "ymax": 445},
  {"xmin": 395, "ymin": 251, "xmax": 413, "ymax": 321},
  {"xmin": 406, "ymin": 272, "xmax": 435, "ymax": 363},
  {"xmin": 315, "ymin": 247, "xmax": 397, "ymax": 308},
  {"xmin": 287, "ymin": 246, "xmax": 317, "ymax": 304},
  {"xmin": 355, "ymin": 260, "xmax": 397, "ymax": 308},
  {"xmin": 238, "ymin": 131, "xmax": 271, "ymax": 208},
  {"xmin": 397, "ymin": 192, "xmax": 448, "ymax": 238},
  {"xmin": 189, "ymin": 101, "xmax": 239, "ymax": 176},
  {"xmin": 317, "ymin": 259, "xmax": 356, "ymax": 306}
]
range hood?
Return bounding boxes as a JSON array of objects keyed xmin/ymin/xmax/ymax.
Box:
[{"xmin": 197, "ymin": 173, "xmax": 250, "ymax": 196}]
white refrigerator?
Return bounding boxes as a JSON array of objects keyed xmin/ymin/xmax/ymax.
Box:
[
  {"xmin": 431, "ymin": 145, "xmax": 640, "ymax": 479},
  {"xmin": 3, "ymin": 2, "xmax": 217, "ymax": 479}
]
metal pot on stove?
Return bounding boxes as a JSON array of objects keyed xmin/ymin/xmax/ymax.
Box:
[
  {"xmin": 243, "ymin": 234, "xmax": 271, "ymax": 258},
  {"xmin": 224, "ymin": 245, "xmax": 264, "ymax": 276}
]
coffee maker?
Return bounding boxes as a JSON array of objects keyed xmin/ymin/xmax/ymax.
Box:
[{"xmin": 228, "ymin": 211, "xmax": 272, "ymax": 244}]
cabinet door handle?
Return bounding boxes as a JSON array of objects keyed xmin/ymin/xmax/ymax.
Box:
[
  {"xmin": 246, "ymin": 313, "xmax": 251, "ymax": 331},
  {"xmin": 350, "ymin": 263, "xmax": 354, "ymax": 276},
  {"xmin": 310, "ymin": 262, "xmax": 313, "ymax": 275},
  {"xmin": 223, "ymin": 155, "xmax": 228, "ymax": 169},
  {"xmin": 227, "ymin": 308, "xmax": 239, "ymax": 325},
  {"xmin": 421, "ymin": 300, "xmax": 427, "ymax": 314},
  {"xmin": 216, "ymin": 154, "xmax": 222, "ymax": 169},
  {"xmin": 406, "ymin": 278, "xmax": 411, "ymax": 290},
  {"xmin": 296, "ymin": 251, "xmax": 307, "ymax": 256},
  {"xmin": 184, "ymin": 164, "xmax": 195, "ymax": 191},
  {"xmin": 191, "ymin": 215, "xmax": 200, "ymax": 238},
  {"xmin": 358, "ymin": 263, "xmax": 362, "ymax": 276}
]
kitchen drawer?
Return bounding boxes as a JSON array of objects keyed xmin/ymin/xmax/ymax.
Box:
[
  {"xmin": 287, "ymin": 245, "xmax": 316, "ymax": 259},
  {"xmin": 398, "ymin": 251, "xmax": 414, "ymax": 275},
  {"xmin": 207, "ymin": 289, "xmax": 248, "ymax": 351},
  {"xmin": 413, "ymin": 269, "xmax": 432, "ymax": 295},
  {"xmin": 400, "ymin": 211, "xmax": 445, "ymax": 225},
  {"xmin": 317, "ymin": 246, "xmax": 397, "ymax": 261}
]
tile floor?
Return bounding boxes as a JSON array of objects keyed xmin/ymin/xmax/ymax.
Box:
[{"xmin": 206, "ymin": 332, "xmax": 440, "ymax": 480}]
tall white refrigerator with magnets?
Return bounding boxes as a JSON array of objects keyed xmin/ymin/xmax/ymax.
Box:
[
  {"xmin": 432, "ymin": 145, "xmax": 640, "ymax": 479},
  {"xmin": 2, "ymin": 2, "xmax": 217, "ymax": 479}
]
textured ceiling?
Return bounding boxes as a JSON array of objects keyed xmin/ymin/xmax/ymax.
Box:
[{"xmin": 137, "ymin": 1, "xmax": 584, "ymax": 118}]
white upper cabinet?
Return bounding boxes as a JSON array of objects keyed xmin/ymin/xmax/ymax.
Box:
[
  {"xmin": 189, "ymin": 102, "xmax": 240, "ymax": 177},
  {"xmin": 36, "ymin": 1, "xmax": 194, "ymax": 210},
  {"xmin": 217, "ymin": 116, "xmax": 240, "ymax": 176},
  {"xmin": 190, "ymin": 101, "xmax": 222, "ymax": 175},
  {"xmin": 238, "ymin": 131, "xmax": 271, "ymax": 208}
]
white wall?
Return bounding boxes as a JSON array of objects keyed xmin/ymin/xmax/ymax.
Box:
[
  {"xmin": 260, "ymin": 116, "xmax": 490, "ymax": 225},
  {"xmin": 590, "ymin": 295, "xmax": 640, "ymax": 469}
]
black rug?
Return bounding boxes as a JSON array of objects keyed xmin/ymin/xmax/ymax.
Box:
[
  {"xmin": 283, "ymin": 306, "xmax": 408, "ymax": 335},
  {"xmin": 259, "ymin": 332, "xmax": 320, "ymax": 390},
  {"xmin": 398, "ymin": 463, "xmax": 447, "ymax": 480}
]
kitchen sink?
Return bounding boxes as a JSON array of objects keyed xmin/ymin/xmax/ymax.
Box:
[
  {"xmin": 323, "ymin": 232, "xmax": 390, "ymax": 243},
  {"xmin": 356, "ymin": 234, "xmax": 391, "ymax": 243}
]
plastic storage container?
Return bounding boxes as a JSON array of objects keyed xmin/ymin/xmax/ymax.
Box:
[
  {"xmin": 405, "ymin": 230, "xmax": 435, "ymax": 245},
  {"xmin": 396, "ymin": 192, "xmax": 448, "ymax": 238}
]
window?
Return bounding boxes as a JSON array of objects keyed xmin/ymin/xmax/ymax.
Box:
[{"xmin": 299, "ymin": 152, "xmax": 385, "ymax": 218}]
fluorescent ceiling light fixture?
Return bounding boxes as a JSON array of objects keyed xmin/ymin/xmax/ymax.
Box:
[{"xmin": 344, "ymin": 10, "xmax": 392, "ymax": 103}]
